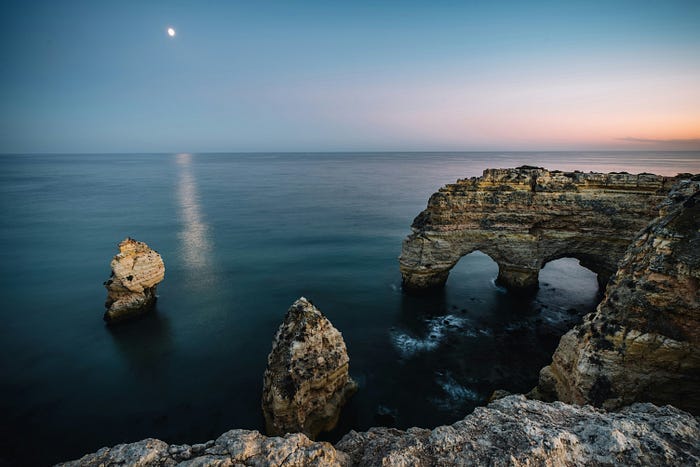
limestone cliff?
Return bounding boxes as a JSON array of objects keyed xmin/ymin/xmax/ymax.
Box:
[
  {"xmin": 400, "ymin": 167, "xmax": 676, "ymax": 292},
  {"xmin": 535, "ymin": 177, "xmax": 700, "ymax": 413},
  {"xmin": 262, "ymin": 297, "xmax": 358, "ymax": 439},
  {"xmin": 60, "ymin": 396, "xmax": 700, "ymax": 466},
  {"xmin": 103, "ymin": 238, "xmax": 165, "ymax": 323}
]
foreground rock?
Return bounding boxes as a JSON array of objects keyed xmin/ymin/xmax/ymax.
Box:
[
  {"xmin": 103, "ymin": 238, "xmax": 165, "ymax": 323},
  {"xmin": 60, "ymin": 396, "xmax": 700, "ymax": 466},
  {"xmin": 535, "ymin": 177, "xmax": 700, "ymax": 413},
  {"xmin": 262, "ymin": 297, "xmax": 358, "ymax": 439},
  {"xmin": 400, "ymin": 167, "xmax": 676, "ymax": 292},
  {"xmin": 59, "ymin": 432, "xmax": 345, "ymax": 467}
]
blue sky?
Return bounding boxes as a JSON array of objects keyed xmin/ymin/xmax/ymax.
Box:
[{"xmin": 1, "ymin": 0, "xmax": 699, "ymax": 153}]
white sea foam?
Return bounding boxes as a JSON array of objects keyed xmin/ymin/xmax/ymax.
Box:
[
  {"xmin": 390, "ymin": 331, "xmax": 441, "ymax": 356},
  {"xmin": 390, "ymin": 314, "xmax": 477, "ymax": 357},
  {"xmin": 490, "ymin": 277, "xmax": 508, "ymax": 293},
  {"xmin": 430, "ymin": 371, "xmax": 480, "ymax": 410}
]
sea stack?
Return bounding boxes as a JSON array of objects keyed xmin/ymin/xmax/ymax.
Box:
[
  {"xmin": 262, "ymin": 297, "xmax": 358, "ymax": 439},
  {"xmin": 535, "ymin": 177, "xmax": 700, "ymax": 413},
  {"xmin": 103, "ymin": 238, "xmax": 165, "ymax": 323}
]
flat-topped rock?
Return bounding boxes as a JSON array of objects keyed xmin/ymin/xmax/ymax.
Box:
[
  {"xmin": 400, "ymin": 167, "xmax": 677, "ymax": 293},
  {"xmin": 103, "ymin": 238, "xmax": 165, "ymax": 323},
  {"xmin": 262, "ymin": 297, "xmax": 358, "ymax": 439}
]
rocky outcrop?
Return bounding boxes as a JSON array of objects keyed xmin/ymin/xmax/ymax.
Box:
[
  {"xmin": 59, "ymin": 431, "xmax": 345, "ymax": 467},
  {"xmin": 534, "ymin": 177, "xmax": 700, "ymax": 413},
  {"xmin": 103, "ymin": 238, "xmax": 165, "ymax": 323},
  {"xmin": 400, "ymin": 167, "xmax": 677, "ymax": 292},
  {"xmin": 262, "ymin": 297, "xmax": 358, "ymax": 439},
  {"xmin": 61, "ymin": 396, "xmax": 700, "ymax": 466}
]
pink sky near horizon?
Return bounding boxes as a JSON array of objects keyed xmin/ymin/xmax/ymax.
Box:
[{"xmin": 270, "ymin": 66, "xmax": 700, "ymax": 151}]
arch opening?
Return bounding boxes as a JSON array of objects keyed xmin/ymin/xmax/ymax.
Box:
[
  {"xmin": 541, "ymin": 252, "xmax": 610, "ymax": 291},
  {"xmin": 445, "ymin": 250, "xmax": 500, "ymax": 292},
  {"xmin": 536, "ymin": 257, "xmax": 602, "ymax": 323},
  {"xmin": 391, "ymin": 254, "xmax": 607, "ymax": 427}
]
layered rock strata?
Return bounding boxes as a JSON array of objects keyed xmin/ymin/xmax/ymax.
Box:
[
  {"xmin": 535, "ymin": 177, "xmax": 700, "ymax": 413},
  {"xmin": 400, "ymin": 167, "xmax": 676, "ymax": 292},
  {"xmin": 103, "ymin": 238, "xmax": 165, "ymax": 323},
  {"xmin": 61, "ymin": 396, "xmax": 700, "ymax": 466},
  {"xmin": 262, "ymin": 297, "xmax": 358, "ymax": 439}
]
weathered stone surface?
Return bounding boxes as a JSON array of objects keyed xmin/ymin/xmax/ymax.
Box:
[
  {"xmin": 534, "ymin": 177, "xmax": 700, "ymax": 413},
  {"xmin": 338, "ymin": 396, "xmax": 700, "ymax": 466},
  {"xmin": 400, "ymin": 167, "xmax": 676, "ymax": 292},
  {"xmin": 262, "ymin": 297, "xmax": 358, "ymax": 439},
  {"xmin": 103, "ymin": 237, "xmax": 165, "ymax": 323},
  {"xmin": 59, "ymin": 430, "xmax": 346, "ymax": 467},
  {"xmin": 61, "ymin": 396, "xmax": 700, "ymax": 466}
]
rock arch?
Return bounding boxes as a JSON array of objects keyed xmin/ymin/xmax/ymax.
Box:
[{"xmin": 400, "ymin": 167, "xmax": 676, "ymax": 293}]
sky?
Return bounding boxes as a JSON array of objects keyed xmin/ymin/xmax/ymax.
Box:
[{"xmin": 1, "ymin": 0, "xmax": 699, "ymax": 153}]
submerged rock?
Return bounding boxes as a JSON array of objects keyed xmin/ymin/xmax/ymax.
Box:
[
  {"xmin": 400, "ymin": 167, "xmax": 676, "ymax": 293},
  {"xmin": 534, "ymin": 177, "xmax": 700, "ymax": 413},
  {"xmin": 262, "ymin": 297, "xmax": 358, "ymax": 439},
  {"xmin": 103, "ymin": 238, "xmax": 165, "ymax": 323},
  {"xmin": 61, "ymin": 396, "xmax": 699, "ymax": 466}
]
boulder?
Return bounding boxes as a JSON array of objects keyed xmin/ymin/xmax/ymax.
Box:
[
  {"xmin": 262, "ymin": 297, "xmax": 358, "ymax": 439},
  {"xmin": 103, "ymin": 237, "xmax": 165, "ymax": 323}
]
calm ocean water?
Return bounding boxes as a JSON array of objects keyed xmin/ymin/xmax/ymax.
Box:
[{"xmin": 1, "ymin": 151, "xmax": 698, "ymax": 465}]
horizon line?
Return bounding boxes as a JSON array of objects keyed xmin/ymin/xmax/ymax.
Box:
[{"xmin": 2, "ymin": 149, "xmax": 700, "ymax": 156}]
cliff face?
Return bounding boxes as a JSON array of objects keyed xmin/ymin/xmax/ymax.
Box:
[
  {"xmin": 535, "ymin": 178, "xmax": 700, "ymax": 413},
  {"xmin": 400, "ymin": 167, "xmax": 675, "ymax": 292},
  {"xmin": 262, "ymin": 298, "xmax": 358, "ymax": 439},
  {"xmin": 60, "ymin": 396, "xmax": 700, "ymax": 466},
  {"xmin": 103, "ymin": 238, "xmax": 165, "ymax": 323}
]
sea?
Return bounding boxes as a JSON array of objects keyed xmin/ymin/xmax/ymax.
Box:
[{"xmin": 1, "ymin": 151, "xmax": 698, "ymax": 465}]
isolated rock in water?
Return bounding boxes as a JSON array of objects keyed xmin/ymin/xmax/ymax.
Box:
[
  {"xmin": 400, "ymin": 167, "xmax": 677, "ymax": 292},
  {"xmin": 61, "ymin": 396, "xmax": 699, "ymax": 466},
  {"xmin": 103, "ymin": 237, "xmax": 165, "ymax": 323},
  {"xmin": 535, "ymin": 177, "xmax": 700, "ymax": 413},
  {"xmin": 262, "ymin": 297, "xmax": 358, "ymax": 439}
]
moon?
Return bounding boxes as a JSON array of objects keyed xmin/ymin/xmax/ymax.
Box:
[{"xmin": 167, "ymin": 27, "xmax": 176, "ymax": 37}]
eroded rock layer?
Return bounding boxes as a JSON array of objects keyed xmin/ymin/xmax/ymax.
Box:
[
  {"xmin": 262, "ymin": 297, "xmax": 358, "ymax": 439},
  {"xmin": 400, "ymin": 167, "xmax": 676, "ymax": 292},
  {"xmin": 61, "ymin": 396, "xmax": 700, "ymax": 466},
  {"xmin": 103, "ymin": 238, "xmax": 165, "ymax": 323},
  {"xmin": 535, "ymin": 178, "xmax": 700, "ymax": 413}
]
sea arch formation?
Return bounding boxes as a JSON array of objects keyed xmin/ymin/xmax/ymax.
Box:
[{"xmin": 399, "ymin": 166, "xmax": 677, "ymax": 293}]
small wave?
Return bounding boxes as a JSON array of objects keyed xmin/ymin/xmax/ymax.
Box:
[
  {"xmin": 430, "ymin": 371, "xmax": 480, "ymax": 410},
  {"xmin": 427, "ymin": 314, "xmax": 468, "ymax": 334},
  {"xmin": 390, "ymin": 331, "xmax": 440, "ymax": 357},
  {"xmin": 490, "ymin": 277, "xmax": 508, "ymax": 293},
  {"xmin": 390, "ymin": 314, "xmax": 482, "ymax": 357}
]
